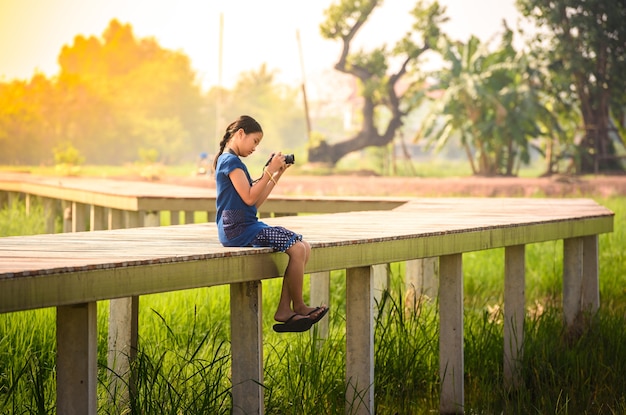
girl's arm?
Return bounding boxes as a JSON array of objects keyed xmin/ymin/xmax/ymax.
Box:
[{"xmin": 229, "ymin": 155, "xmax": 286, "ymax": 208}]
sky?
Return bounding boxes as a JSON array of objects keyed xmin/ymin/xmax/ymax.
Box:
[{"xmin": 0, "ymin": 0, "xmax": 523, "ymax": 91}]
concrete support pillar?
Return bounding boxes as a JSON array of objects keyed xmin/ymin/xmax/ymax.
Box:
[
  {"xmin": 230, "ymin": 281, "xmax": 264, "ymax": 415},
  {"xmin": 62, "ymin": 201, "xmax": 72, "ymax": 233},
  {"xmin": 405, "ymin": 257, "xmax": 438, "ymax": 304},
  {"xmin": 25, "ymin": 193, "xmax": 31, "ymax": 214},
  {"xmin": 42, "ymin": 197, "xmax": 58, "ymax": 234},
  {"xmin": 108, "ymin": 296, "xmax": 139, "ymax": 410},
  {"xmin": 72, "ymin": 202, "xmax": 88, "ymax": 232},
  {"xmin": 504, "ymin": 245, "xmax": 525, "ymax": 389},
  {"xmin": 170, "ymin": 210, "xmax": 181, "ymax": 225},
  {"xmin": 90, "ymin": 205, "xmax": 106, "ymax": 231},
  {"xmin": 582, "ymin": 235, "xmax": 599, "ymax": 313},
  {"xmin": 57, "ymin": 302, "xmax": 98, "ymax": 415},
  {"xmin": 143, "ymin": 211, "xmax": 160, "ymax": 227},
  {"xmin": 108, "ymin": 208, "xmax": 125, "ymax": 230},
  {"xmin": 439, "ymin": 253, "xmax": 464, "ymax": 414},
  {"xmin": 372, "ymin": 263, "xmax": 389, "ymax": 310},
  {"xmin": 310, "ymin": 271, "xmax": 330, "ymax": 339},
  {"xmin": 207, "ymin": 211, "xmax": 216, "ymax": 223},
  {"xmin": 563, "ymin": 237, "xmax": 584, "ymax": 328},
  {"xmin": 125, "ymin": 211, "xmax": 141, "ymax": 228},
  {"xmin": 345, "ymin": 266, "xmax": 375, "ymax": 415},
  {"xmin": 184, "ymin": 211, "xmax": 195, "ymax": 224}
]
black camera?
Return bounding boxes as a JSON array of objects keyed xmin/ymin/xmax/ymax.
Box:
[{"xmin": 265, "ymin": 153, "xmax": 295, "ymax": 166}]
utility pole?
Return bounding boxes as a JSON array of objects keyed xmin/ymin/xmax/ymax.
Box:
[
  {"xmin": 215, "ymin": 13, "xmax": 224, "ymax": 155},
  {"xmin": 296, "ymin": 29, "xmax": 312, "ymax": 140}
]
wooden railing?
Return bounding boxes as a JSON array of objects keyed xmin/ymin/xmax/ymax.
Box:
[{"xmin": 0, "ymin": 174, "xmax": 616, "ymax": 415}]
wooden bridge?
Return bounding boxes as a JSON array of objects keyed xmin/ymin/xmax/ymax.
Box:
[{"xmin": 0, "ymin": 173, "xmax": 615, "ymax": 414}]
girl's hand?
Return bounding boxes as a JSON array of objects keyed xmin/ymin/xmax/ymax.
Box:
[{"xmin": 267, "ymin": 152, "xmax": 286, "ymax": 174}]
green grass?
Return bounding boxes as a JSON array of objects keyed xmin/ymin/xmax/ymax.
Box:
[
  {"xmin": 0, "ymin": 196, "xmax": 624, "ymax": 414},
  {"xmin": 0, "ymin": 199, "xmax": 49, "ymax": 237}
]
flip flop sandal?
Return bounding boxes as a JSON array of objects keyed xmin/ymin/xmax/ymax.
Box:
[
  {"xmin": 272, "ymin": 314, "xmax": 313, "ymax": 333},
  {"xmin": 307, "ymin": 306, "xmax": 330, "ymax": 325}
]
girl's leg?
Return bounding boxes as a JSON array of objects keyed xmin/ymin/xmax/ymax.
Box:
[{"xmin": 274, "ymin": 240, "xmax": 324, "ymax": 322}]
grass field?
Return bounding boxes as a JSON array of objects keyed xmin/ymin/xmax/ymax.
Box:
[{"xmin": 0, "ymin": 190, "xmax": 623, "ymax": 413}]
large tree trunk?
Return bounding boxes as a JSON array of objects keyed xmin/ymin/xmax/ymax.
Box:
[
  {"xmin": 308, "ymin": 131, "xmax": 395, "ymax": 165},
  {"xmin": 307, "ymin": 94, "xmax": 403, "ymax": 165},
  {"xmin": 579, "ymin": 109, "xmax": 624, "ymax": 174},
  {"xmin": 574, "ymin": 47, "xmax": 624, "ymax": 174}
]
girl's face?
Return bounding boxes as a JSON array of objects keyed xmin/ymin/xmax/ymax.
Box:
[{"xmin": 237, "ymin": 130, "xmax": 263, "ymax": 157}]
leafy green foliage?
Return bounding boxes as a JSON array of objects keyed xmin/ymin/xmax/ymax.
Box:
[
  {"xmin": 418, "ymin": 29, "xmax": 557, "ymax": 176},
  {"xmin": 516, "ymin": 0, "xmax": 626, "ymax": 173}
]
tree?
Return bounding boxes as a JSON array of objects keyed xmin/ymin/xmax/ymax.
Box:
[
  {"xmin": 307, "ymin": 0, "xmax": 447, "ymax": 165},
  {"xmin": 0, "ymin": 78, "xmax": 47, "ymax": 164},
  {"xmin": 516, "ymin": 0, "xmax": 626, "ymax": 174},
  {"xmin": 418, "ymin": 29, "xmax": 559, "ymax": 176},
  {"xmin": 0, "ymin": 19, "xmax": 208, "ymax": 165},
  {"xmin": 219, "ymin": 64, "xmax": 307, "ymax": 154},
  {"xmin": 57, "ymin": 19, "xmax": 207, "ymax": 164}
]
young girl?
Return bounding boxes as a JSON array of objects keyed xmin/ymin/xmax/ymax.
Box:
[{"xmin": 213, "ymin": 115, "xmax": 328, "ymax": 333}]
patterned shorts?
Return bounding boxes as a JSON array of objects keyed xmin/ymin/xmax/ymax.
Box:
[{"xmin": 250, "ymin": 226, "xmax": 303, "ymax": 252}]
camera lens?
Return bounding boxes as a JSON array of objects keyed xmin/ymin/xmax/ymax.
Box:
[{"xmin": 285, "ymin": 154, "xmax": 295, "ymax": 165}]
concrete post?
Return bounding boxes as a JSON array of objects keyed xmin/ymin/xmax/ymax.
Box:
[
  {"xmin": 185, "ymin": 211, "xmax": 194, "ymax": 224},
  {"xmin": 90, "ymin": 205, "xmax": 106, "ymax": 231},
  {"xmin": 439, "ymin": 253, "xmax": 464, "ymax": 414},
  {"xmin": 405, "ymin": 257, "xmax": 438, "ymax": 305},
  {"xmin": 108, "ymin": 296, "xmax": 139, "ymax": 410},
  {"xmin": 230, "ymin": 281, "xmax": 264, "ymax": 415},
  {"xmin": 42, "ymin": 197, "xmax": 58, "ymax": 234},
  {"xmin": 310, "ymin": 271, "xmax": 330, "ymax": 339},
  {"xmin": 346, "ymin": 266, "xmax": 375, "ymax": 415},
  {"xmin": 125, "ymin": 211, "xmax": 141, "ymax": 228},
  {"xmin": 62, "ymin": 201, "xmax": 72, "ymax": 233},
  {"xmin": 108, "ymin": 208, "xmax": 125, "ymax": 230},
  {"xmin": 563, "ymin": 237, "xmax": 583, "ymax": 328},
  {"xmin": 504, "ymin": 245, "xmax": 525, "ymax": 389},
  {"xmin": 143, "ymin": 211, "xmax": 160, "ymax": 227},
  {"xmin": 582, "ymin": 235, "xmax": 599, "ymax": 313},
  {"xmin": 57, "ymin": 302, "xmax": 98, "ymax": 415},
  {"xmin": 372, "ymin": 263, "xmax": 389, "ymax": 313},
  {"xmin": 170, "ymin": 210, "xmax": 181, "ymax": 225},
  {"xmin": 72, "ymin": 202, "xmax": 88, "ymax": 232}
]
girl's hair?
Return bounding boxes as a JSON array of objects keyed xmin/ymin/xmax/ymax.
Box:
[{"xmin": 213, "ymin": 115, "xmax": 263, "ymax": 169}]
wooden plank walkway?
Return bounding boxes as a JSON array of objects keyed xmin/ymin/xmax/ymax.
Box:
[
  {"xmin": 0, "ymin": 198, "xmax": 611, "ymax": 309},
  {"xmin": 0, "ymin": 172, "xmax": 406, "ymax": 217},
  {"xmin": 0, "ymin": 192, "xmax": 615, "ymax": 414}
]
